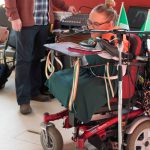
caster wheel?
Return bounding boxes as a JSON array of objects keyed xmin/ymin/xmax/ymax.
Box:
[{"xmin": 40, "ymin": 126, "xmax": 63, "ymax": 150}]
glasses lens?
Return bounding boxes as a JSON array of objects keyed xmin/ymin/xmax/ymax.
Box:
[{"xmin": 87, "ymin": 18, "xmax": 111, "ymax": 27}]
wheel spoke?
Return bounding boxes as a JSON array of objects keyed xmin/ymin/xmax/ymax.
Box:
[
  {"xmin": 135, "ymin": 140, "xmax": 144, "ymax": 147},
  {"xmin": 140, "ymin": 145, "xmax": 146, "ymax": 150},
  {"xmin": 135, "ymin": 128, "xmax": 150, "ymax": 149}
]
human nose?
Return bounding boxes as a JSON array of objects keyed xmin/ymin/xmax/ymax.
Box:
[
  {"xmin": 88, "ymin": 24, "xmax": 96, "ymax": 29},
  {"xmin": 87, "ymin": 21, "xmax": 94, "ymax": 29}
]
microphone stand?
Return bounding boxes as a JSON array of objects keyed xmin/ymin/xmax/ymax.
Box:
[{"xmin": 116, "ymin": 31, "xmax": 124, "ymax": 150}]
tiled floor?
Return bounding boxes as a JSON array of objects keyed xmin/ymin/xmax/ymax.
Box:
[
  {"xmin": 0, "ymin": 71, "xmax": 96, "ymax": 150},
  {"xmin": 0, "ymin": 71, "xmax": 74, "ymax": 150}
]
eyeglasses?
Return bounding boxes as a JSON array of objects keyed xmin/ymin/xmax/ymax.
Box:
[{"xmin": 87, "ymin": 19, "xmax": 110, "ymax": 27}]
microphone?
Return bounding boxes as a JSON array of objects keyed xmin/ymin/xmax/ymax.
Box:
[
  {"xmin": 79, "ymin": 38, "xmax": 96, "ymax": 48},
  {"xmin": 71, "ymin": 27, "xmax": 90, "ymax": 34},
  {"xmin": 52, "ymin": 29, "xmax": 70, "ymax": 34}
]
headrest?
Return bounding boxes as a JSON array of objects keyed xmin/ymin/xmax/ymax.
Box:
[{"xmin": 127, "ymin": 34, "xmax": 142, "ymax": 56}]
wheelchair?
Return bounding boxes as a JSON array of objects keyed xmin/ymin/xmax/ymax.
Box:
[{"xmin": 40, "ymin": 34, "xmax": 150, "ymax": 150}]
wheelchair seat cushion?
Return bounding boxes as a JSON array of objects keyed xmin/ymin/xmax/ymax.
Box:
[{"xmin": 45, "ymin": 55, "xmax": 118, "ymax": 122}]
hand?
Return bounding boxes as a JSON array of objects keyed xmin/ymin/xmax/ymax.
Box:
[
  {"xmin": 11, "ymin": 19, "xmax": 22, "ymax": 31},
  {"xmin": 68, "ymin": 6, "xmax": 77, "ymax": 14},
  {"xmin": 0, "ymin": 27, "xmax": 9, "ymax": 43}
]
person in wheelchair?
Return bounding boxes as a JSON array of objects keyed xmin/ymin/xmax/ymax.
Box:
[{"xmin": 46, "ymin": 3, "xmax": 129, "ymax": 123}]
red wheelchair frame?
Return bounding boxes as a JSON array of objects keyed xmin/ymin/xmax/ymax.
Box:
[{"xmin": 40, "ymin": 34, "xmax": 150, "ymax": 150}]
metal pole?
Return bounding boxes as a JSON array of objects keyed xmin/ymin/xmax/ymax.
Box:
[{"xmin": 117, "ymin": 34, "xmax": 123, "ymax": 150}]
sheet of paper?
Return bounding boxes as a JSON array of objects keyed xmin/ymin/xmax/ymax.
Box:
[{"xmin": 44, "ymin": 42, "xmax": 83, "ymax": 57}]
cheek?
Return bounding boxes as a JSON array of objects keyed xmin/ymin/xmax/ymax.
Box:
[
  {"xmin": 90, "ymin": 26, "xmax": 102, "ymax": 38},
  {"xmin": 88, "ymin": 25, "xmax": 93, "ymax": 30},
  {"xmin": 96, "ymin": 25, "xmax": 106, "ymax": 30},
  {"xmin": 102, "ymin": 24, "xmax": 112, "ymax": 30},
  {"xmin": 99, "ymin": 25, "xmax": 108, "ymax": 30},
  {"xmin": 91, "ymin": 33, "xmax": 101, "ymax": 39}
]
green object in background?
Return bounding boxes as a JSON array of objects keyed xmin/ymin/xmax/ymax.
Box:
[
  {"xmin": 117, "ymin": 2, "xmax": 129, "ymax": 30},
  {"xmin": 139, "ymin": 10, "xmax": 150, "ymax": 37},
  {"xmin": 143, "ymin": 10, "xmax": 150, "ymax": 31}
]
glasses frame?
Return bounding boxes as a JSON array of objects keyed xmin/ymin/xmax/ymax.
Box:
[{"xmin": 87, "ymin": 17, "xmax": 113, "ymax": 28}]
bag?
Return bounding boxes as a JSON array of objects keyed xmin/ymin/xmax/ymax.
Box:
[{"xmin": 0, "ymin": 26, "xmax": 9, "ymax": 44}]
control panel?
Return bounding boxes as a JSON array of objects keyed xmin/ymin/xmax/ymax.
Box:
[{"xmin": 60, "ymin": 13, "xmax": 89, "ymax": 28}]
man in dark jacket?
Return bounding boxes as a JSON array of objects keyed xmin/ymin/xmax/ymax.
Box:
[{"xmin": 5, "ymin": 0, "xmax": 77, "ymax": 114}]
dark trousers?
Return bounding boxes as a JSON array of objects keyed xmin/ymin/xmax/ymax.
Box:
[{"xmin": 15, "ymin": 25, "xmax": 49, "ymax": 105}]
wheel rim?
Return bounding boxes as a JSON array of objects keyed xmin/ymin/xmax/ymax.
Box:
[
  {"xmin": 134, "ymin": 128, "xmax": 150, "ymax": 150},
  {"xmin": 41, "ymin": 130, "xmax": 55, "ymax": 150}
]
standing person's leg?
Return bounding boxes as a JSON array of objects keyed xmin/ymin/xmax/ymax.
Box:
[
  {"xmin": 15, "ymin": 26, "xmax": 38, "ymax": 114},
  {"xmin": 30, "ymin": 25, "xmax": 50, "ymax": 101}
]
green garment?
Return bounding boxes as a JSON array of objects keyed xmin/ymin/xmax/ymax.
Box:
[{"xmin": 45, "ymin": 55, "xmax": 118, "ymax": 122}]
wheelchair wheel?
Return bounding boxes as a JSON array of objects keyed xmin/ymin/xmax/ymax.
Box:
[
  {"xmin": 126, "ymin": 121, "xmax": 150, "ymax": 150},
  {"xmin": 40, "ymin": 126, "xmax": 63, "ymax": 150}
]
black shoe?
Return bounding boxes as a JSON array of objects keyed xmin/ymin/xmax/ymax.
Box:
[
  {"xmin": 41, "ymin": 89, "xmax": 55, "ymax": 99},
  {"xmin": 49, "ymin": 93, "xmax": 55, "ymax": 99},
  {"xmin": 20, "ymin": 104, "xmax": 32, "ymax": 115},
  {"xmin": 31, "ymin": 94, "xmax": 50, "ymax": 102}
]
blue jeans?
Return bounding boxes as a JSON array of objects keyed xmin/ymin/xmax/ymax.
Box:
[{"xmin": 15, "ymin": 25, "xmax": 49, "ymax": 105}]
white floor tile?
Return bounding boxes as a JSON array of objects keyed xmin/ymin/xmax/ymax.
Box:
[{"xmin": 0, "ymin": 71, "xmax": 97, "ymax": 150}]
